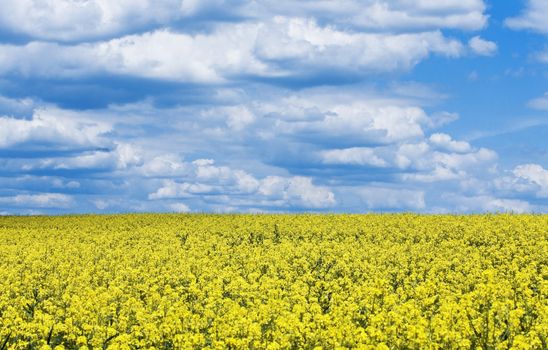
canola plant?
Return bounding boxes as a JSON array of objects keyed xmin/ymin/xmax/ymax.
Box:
[{"xmin": 0, "ymin": 214, "xmax": 546, "ymax": 349}]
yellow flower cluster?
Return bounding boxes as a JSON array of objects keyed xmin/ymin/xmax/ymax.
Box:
[{"xmin": 0, "ymin": 214, "xmax": 546, "ymax": 349}]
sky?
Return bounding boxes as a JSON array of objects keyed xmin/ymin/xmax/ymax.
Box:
[{"xmin": 0, "ymin": 0, "xmax": 547, "ymax": 214}]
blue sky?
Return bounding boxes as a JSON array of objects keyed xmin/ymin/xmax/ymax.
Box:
[{"xmin": 0, "ymin": 0, "xmax": 547, "ymax": 214}]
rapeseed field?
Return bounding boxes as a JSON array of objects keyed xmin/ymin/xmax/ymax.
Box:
[{"xmin": 0, "ymin": 214, "xmax": 546, "ymax": 349}]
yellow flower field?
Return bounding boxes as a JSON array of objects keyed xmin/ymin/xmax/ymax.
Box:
[{"xmin": 0, "ymin": 214, "xmax": 546, "ymax": 349}]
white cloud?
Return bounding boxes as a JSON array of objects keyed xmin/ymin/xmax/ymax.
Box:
[
  {"xmin": 0, "ymin": 0, "xmax": 488, "ymax": 43},
  {"xmin": 43, "ymin": 151, "xmax": 115, "ymax": 170},
  {"xmin": 0, "ymin": 18, "xmax": 465, "ymax": 83},
  {"xmin": 225, "ymin": 107, "xmax": 256, "ymax": 131},
  {"xmin": 255, "ymin": 176, "xmax": 336, "ymax": 208},
  {"xmin": 0, "ymin": 0, "xmax": 185, "ymax": 41},
  {"xmin": 93, "ymin": 199, "xmax": 109, "ymax": 210},
  {"xmin": 397, "ymin": 144, "xmax": 496, "ymax": 182},
  {"xmin": 429, "ymin": 133, "xmax": 472, "ymax": 153},
  {"xmin": 140, "ymin": 154, "xmax": 191, "ymax": 177},
  {"xmin": 403, "ymin": 166, "xmax": 464, "ymax": 183},
  {"xmin": 149, "ymin": 181, "xmax": 214, "ymax": 199},
  {"xmin": 0, "ymin": 0, "xmax": 541, "ymax": 215},
  {"xmin": 201, "ymin": 106, "xmax": 256, "ymax": 131},
  {"xmin": 0, "ymin": 84, "xmax": 538, "ymax": 214},
  {"xmin": 169, "ymin": 203, "xmax": 191, "ymax": 213},
  {"xmin": 468, "ymin": 36, "xmax": 497, "ymax": 56},
  {"xmin": 147, "ymin": 159, "xmax": 335, "ymax": 209},
  {"xmin": 358, "ymin": 187, "xmax": 425, "ymax": 210},
  {"xmin": 505, "ymin": 0, "xmax": 548, "ymax": 34},
  {"xmin": 95, "ymin": 28, "xmax": 271, "ymax": 83},
  {"xmin": 234, "ymin": 171, "xmax": 261, "ymax": 193},
  {"xmin": 0, "ymin": 193, "xmax": 73, "ymax": 208},
  {"xmin": 247, "ymin": 0, "xmax": 487, "ymax": 31},
  {"xmin": 486, "ymin": 198, "xmax": 532, "ymax": 213},
  {"xmin": 195, "ymin": 159, "xmax": 258, "ymax": 188},
  {"xmin": 256, "ymin": 18, "xmax": 463, "ymax": 71},
  {"xmin": 0, "ymin": 42, "xmax": 100, "ymax": 78},
  {"xmin": 527, "ymin": 92, "xmax": 548, "ymax": 110},
  {"xmin": 282, "ymin": 177, "xmax": 336, "ymax": 208},
  {"xmin": 0, "ymin": 28, "xmax": 267, "ymax": 82},
  {"xmin": 121, "ymin": 88, "xmax": 500, "ymax": 196},
  {"xmin": 265, "ymin": 98, "xmax": 433, "ymax": 145},
  {"xmin": 352, "ymin": 2, "xmax": 486, "ymax": 31},
  {"xmin": 394, "ymin": 142, "xmax": 431, "ymax": 169},
  {"xmin": 115, "ymin": 143, "xmax": 143, "ymax": 169},
  {"xmin": 0, "ymin": 108, "xmax": 111, "ymax": 148},
  {"xmin": 425, "ymin": 112, "xmax": 460, "ymax": 129},
  {"xmin": 432, "ymin": 148, "xmax": 497, "ymax": 170},
  {"xmin": 443, "ymin": 194, "xmax": 532, "ymax": 213},
  {"xmin": 513, "ymin": 163, "xmax": 548, "ymax": 198},
  {"xmin": 257, "ymin": 176, "xmax": 288, "ymax": 197},
  {"xmin": 400, "ymin": 0, "xmax": 484, "ymax": 12},
  {"xmin": 0, "ymin": 95, "xmax": 37, "ymax": 116},
  {"xmin": 35, "ymin": 143, "xmax": 142, "ymax": 171},
  {"xmin": 505, "ymin": 1, "xmax": 548, "ymax": 65},
  {"xmin": 391, "ymin": 142, "xmax": 495, "ymax": 174},
  {"xmin": 321, "ymin": 147, "xmax": 388, "ymax": 167}
]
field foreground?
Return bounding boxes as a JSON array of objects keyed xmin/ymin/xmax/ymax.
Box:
[{"xmin": 0, "ymin": 214, "xmax": 546, "ymax": 349}]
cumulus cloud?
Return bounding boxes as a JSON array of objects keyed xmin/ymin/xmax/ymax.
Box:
[
  {"xmin": 0, "ymin": 0, "xmax": 488, "ymax": 43},
  {"xmin": 280, "ymin": 176, "xmax": 336, "ymax": 208},
  {"xmin": 246, "ymin": 0, "xmax": 487, "ymax": 31},
  {"xmin": 505, "ymin": 0, "xmax": 548, "ymax": 34},
  {"xmin": 256, "ymin": 18, "xmax": 463, "ymax": 70},
  {"xmin": 352, "ymin": 2, "xmax": 486, "ymax": 31},
  {"xmin": 0, "ymin": 0, "xmax": 186, "ymax": 42},
  {"xmin": 0, "ymin": 95, "xmax": 37, "ymax": 116},
  {"xmin": 513, "ymin": 164, "xmax": 548, "ymax": 198},
  {"xmin": 442, "ymin": 194, "xmax": 532, "ymax": 213},
  {"xmin": 0, "ymin": 29, "xmax": 266, "ymax": 82},
  {"xmin": 247, "ymin": 90, "xmax": 498, "ymax": 188},
  {"xmin": 200, "ymin": 106, "xmax": 256, "ymax": 131},
  {"xmin": 0, "ymin": 18, "xmax": 465, "ymax": 83},
  {"xmin": 92, "ymin": 200, "xmax": 110, "ymax": 211},
  {"xmin": 169, "ymin": 203, "xmax": 191, "ymax": 213},
  {"xmin": 140, "ymin": 154, "xmax": 191, "ymax": 177},
  {"xmin": 429, "ymin": 133, "xmax": 472, "ymax": 153},
  {"xmin": 148, "ymin": 159, "xmax": 336, "ymax": 209},
  {"xmin": 149, "ymin": 180, "xmax": 214, "ymax": 199},
  {"xmin": 2, "ymin": 84, "xmax": 527, "ymax": 214},
  {"xmin": 242, "ymin": 91, "xmax": 499, "ymax": 191},
  {"xmin": 505, "ymin": 1, "xmax": 548, "ymax": 65},
  {"xmin": 321, "ymin": 148, "xmax": 388, "ymax": 167},
  {"xmin": 0, "ymin": 108, "xmax": 111, "ymax": 148},
  {"xmin": 0, "ymin": 0, "xmax": 543, "ymax": 215},
  {"xmin": 398, "ymin": 145, "xmax": 497, "ymax": 182},
  {"xmin": 468, "ymin": 36, "xmax": 497, "ymax": 56},
  {"xmin": 0, "ymin": 42, "xmax": 89, "ymax": 79},
  {"xmin": 36, "ymin": 143, "xmax": 142, "ymax": 171},
  {"xmin": 258, "ymin": 96, "xmax": 434, "ymax": 146},
  {"xmin": 192, "ymin": 159, "xmax": 260, "ymax": 193},
  {"xmin": 431, "ymin": 148, "xmax": 497, "ymax": 171}
]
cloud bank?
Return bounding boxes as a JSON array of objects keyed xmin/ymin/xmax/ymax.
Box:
[{"xmin": 0, "ymin": 0, "xmax": 545, "ymax": 214}]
